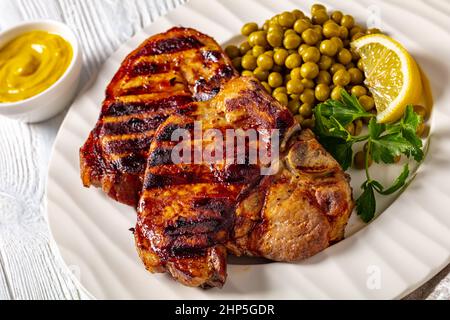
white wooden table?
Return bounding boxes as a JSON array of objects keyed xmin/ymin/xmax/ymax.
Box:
[{"xmin": 0, "ymin": 0, "xmax": 448, "ymax": 300}]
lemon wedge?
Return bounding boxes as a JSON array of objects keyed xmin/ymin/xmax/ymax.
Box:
[{"xmin": 352, "ymin": 34, "xmax": 423, "ymax": 123}]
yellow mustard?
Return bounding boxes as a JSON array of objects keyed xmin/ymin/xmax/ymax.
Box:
[{"xmin": 0, "ymin": 30, "xmax": 73, "ymax": 103}]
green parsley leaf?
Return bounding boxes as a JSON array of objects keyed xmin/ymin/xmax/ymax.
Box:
[
  {"xmin": 356, "ymin": 181, "xmax": 376, "ymax": 223},
  {"xmin": 320, "ymin": 138, "xmax": 354, "ymax": 171},
  {"xmin": 372, "ymin": 164, "xmax": 410, "ymax": 195},
  {"xmin": 315, "ymin": 90, "xmax": 374, "ymax": 127},
  {"xmin": 370, "ymin": 133, "xmax": 413, "ymax": 164},
  {"xmin": 313, "ymin": 94, "xmax": 425, "ymax": 224}
]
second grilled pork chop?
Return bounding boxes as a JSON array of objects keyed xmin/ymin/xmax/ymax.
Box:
[
  {"xmin": 135, "ymin": 77, "xmax": 353, "ymax": 287},
  {"xmin": 80, "ymin": 27, "xmax": 237, "ymax": 205}
]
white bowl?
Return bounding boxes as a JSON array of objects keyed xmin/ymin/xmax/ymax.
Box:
[{"xmin": 0, "ymin": 20, "xmax": 82, "ymax": 123}]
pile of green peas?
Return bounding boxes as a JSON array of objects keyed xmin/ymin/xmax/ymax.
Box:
[{"xmin": 225, "ymin": 4, "xmax": 381, "ymax": 131}]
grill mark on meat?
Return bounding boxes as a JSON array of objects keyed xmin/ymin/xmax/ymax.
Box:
[
  {"xmin": 135, "ymin": 36, "xmax": 204, "ymax": 57},
  {"xmin": 104, "ymin": 137, "xmax": 152, "ymax": 155},
  {"xmin": 130, "ymin": 61, "xmax": 171, "ymax": 77},
  {"xmin": 147, "ymin": 147, "xmax": 174, "ymax": 166},
  {"xmin": 194, "ymin": 65, "xmax": 236, "ymax": 102},
  {"xmin": 102, "ymin": 95, "xmax": 193, "ymax": 117},
  {"xmin": 156, "ymin": 122, "xmax": 195, "ymax": 141},
  {"xmin": 112, "ymin": 153, "xmax": 147, "ymax": 174},
  {"xmin": 144, "ymin": 171, "xmax": 213, "ymax": 189},
  {"xmin": 214, "ymin": 164, "xmax": 261, "ymax": 184},
  {"xmin": 101, "ymin": 117, "xmax": 164, "ymax": 136}
]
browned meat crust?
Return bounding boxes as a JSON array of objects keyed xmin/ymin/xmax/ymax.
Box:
[
  {"xmin": 135, "ymin": 77, "xmax": 353, "ymax": 287},
  {"xmin": 80, "ymin": 27, "xmax": 237, "ymax": 205},
  {"xmin": 80, "ymin": 28, "xmax": 354, "ymax": 288}
]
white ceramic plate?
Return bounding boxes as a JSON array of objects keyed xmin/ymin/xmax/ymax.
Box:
[{"xmin": 46, "ymin": 0, "xmax": 450, "ymax": 299}]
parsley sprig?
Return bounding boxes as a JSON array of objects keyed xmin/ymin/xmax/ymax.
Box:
[{"xmin": 314, "ymin": 91, "xmax": 424, "ymax": 222}]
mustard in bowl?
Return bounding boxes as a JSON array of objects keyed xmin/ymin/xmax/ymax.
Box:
[
  {"xmin": 0, "ymin": 31, "xmax": 73, "ymax": 103},
  {"xmin": 0, "ymin": 20, "xmax": 82, "ymax": 123}
]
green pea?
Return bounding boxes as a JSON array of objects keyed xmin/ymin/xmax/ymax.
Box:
[
  {"xmin": 284, "ymin": 74, "xmax": 292, "ymax": 85},
  {"xmin": 285, "ymin": 53, "xmax": 302, "ymax": 69},
  {"xmin": 359, "ymin": 95, "xmax": 375, "ymax": 111},
  {"xmin": 252, "ymin": 45, "xmax": 265, "ymax": 57},
  {"xmin": 330, "ymin": 63, "xmax": 346, "ymax": 75},
  {"xmin": 284, "ymin": 29, "xmax": 296, "ymax": 36},
  {"xmin": 241, "ymin": 54, "xmax": 257, "ymax": 70},
  {"xmin": 225, "ymin": 45, "xmax": 240, "ymax": 59},
  {"xmin": 302, "ymin": 118, "xmax": 315, "ymax": 129},
  {"xmin": 350, "ymin": 85, "xmax": 367, "ymax": 97},
  {"xmin": 333, "ymin": 69, "xmax": 351, "ymax": 86},
  {"xmin": 331, "ymin": 86, "xmax": 344, "ymax": 100},
  {"xmin": 299, "ymin": 103, "xmax": 313, "ymax": 117},
  {"xmin": 315, "ymin": 84, "xmax": 331, "ymax": 101},
  {"xmin": 323, "ymin": 22, "xmax": 341, "ymax": 38},
  {"xmin": 288, "ymin": 99, "xmax": 301, "ymax": 114},
  {"xmin": 300, "ymin": 62, "xmax": 320, "ymax": 79},
  {"xmin": 300, "ymin": 88, "xmax": 316, "ymax": 104},
  {"xmin": 290, "ymin": 67, "xmax": 303, "ymax": 80},
  {"xmin": 268, "ymin": 24, "xmax": 283, "ymax": 35},
  {"xmin": 318, "ymin": 55, "xmax": 333, "ymax": 70},
  {"xmin": 312, "ymin": 10, "xmax": 329, "ymax": 25},
  {"xmin": 232, "ymin": 57, "xmax": 242, "ymax": 70},
  {"xmin": 339, "ymin": 26, "xmax": 349, "ymax": 39},
  {"xmin": 331, "ymin": 11, "xmax": 343, "ymax": 24},
  {"xmin": 337, "ymin": 48, "xmax": 352, "ymax": 65},
  {"xmin": 278, "ymin": 11, "xmax": 296, "ymax": 28},
  {"xmin": 273, "ymin": 48, "xmax": 289, "ymax": 66},
  {"xmin": 302, "ymin": 28, "xmax": 320, "ymax": 45},
  {"xmin": 302, "ymin": 46, "xmax": 321, "ymax": 63},
  {"xmin": 294, "ymin": 19, "xmax": 312, "ymax": 34},
  {"xmin": 316, "ymin": 70, "xmax": 332, "ymax": 85},
  {"xmin": 261, "ymin": 81, "xmax": 272, "ymax": 94},
  {"xmin": 320, "ymin": 39, "xmax": 338, "ymax": 56},
  {"xmin": 354, "ymin": 151, "xmax": 372, "ymax": 170},
  {"xmin": 239, "ymin": 42, "xmax": 251, "ymax": 55},
  {"xmin": 273, "ymin": 86, "xmax": 287, "ymax": 95},
  {"xmin": 241, "ymin": 22, "xmax": 259, "ymax": 36},
  {"xmin": 357, "ymin": 59, "xmax": 365, "ymax": 71},
  {"xmin": 301, "ymin": 78, "xmax": 315, "ymax": 89},
  {"xmin": 346, "ymin": 122, "xmax": 355, "ymax": 136},
  {"xmin": 267, "ymin": 31, "xmax": 283, "ymax": 47},
  {"xmin": 248, "ymin": 31, "xmax": 267, "ymax": 47},
  {"xmin": 273, "ymin": 92, "xmax": 289, "ymax": 106},
  {"xmin": 257, "ymin": 54, "xmax": 274, "ymax": 70},
  {"xmin": 268, "ymin": 72, "xmax": 284, "ymax": 88},
  {"xmin": 241, "ymin": 70, "xmax": 253, "ymax": 77},
  {"xmin": 331, "ymin": 37, "xmax": 344, "ymax": 51},
  {"xmin": 286, "ymin": 79, "xmax": 305, "ymax": 95},
  {"xmin": 292, "ymin": 9, "xmax": 306, "ymax": 20},
  {"xmin": 354, "ymin": 119, "xmax": 363, "ymax": 136},
  {"xmin": 298, "ymin": 44, "xmax": 311, "ymax": 55},
  {"xmin": 253, "ymin": 67, "xmax": 269, "ymax": 81},
  {"xmin": 284, "ymin": 33, "xmax": 302, "ymax": 50},
  {"xmin": 341, "ymin": 15, "xmax": 355, "ymax": 29},
  {"xmin": 348, "ymin": 67, "xmax": 364, "ymax": 84},
  {"xmin": 311, "ymin": 4, "xmax": 327, "ymax": 15}
]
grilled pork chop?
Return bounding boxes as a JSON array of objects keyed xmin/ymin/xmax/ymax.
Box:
[
  {"xmin": 80, "ymin": 28, "xmax": 354, "ymax": 288},
  {"xmin": 135, "ymin": 77, "xmax": 353, "ymax": 287},
  {"xmin": 80, "ymin": 27, "xmax": 237, "ymax": 205}
]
